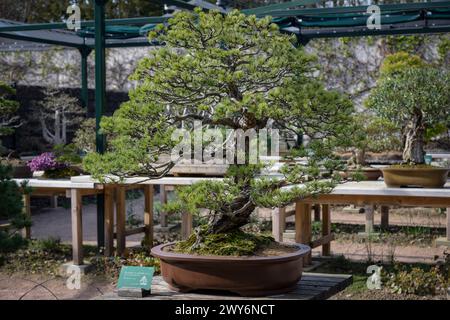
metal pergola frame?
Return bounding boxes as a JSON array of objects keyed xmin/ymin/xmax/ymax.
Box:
[{"xmin": 0, "ymin": 0, "xmax": 449, "ymax": 249}]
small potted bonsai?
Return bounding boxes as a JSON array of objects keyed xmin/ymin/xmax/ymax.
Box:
[
  {"xmin": 27, "ymin": 148, "xmax": 81, "ymax": 179},
  {"xmin": 342, "ymin": 113, "xmax": 402, "ymax": 180},
  {"xmin": 366, "ymin": 52, "xmax": 450, "ymax": 188},
  {"xmin": 84, "ymin": 9, "xmax": 355, "ymax": 296}
]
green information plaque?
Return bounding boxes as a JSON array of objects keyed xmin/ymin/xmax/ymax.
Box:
[{"xmin": 117, "ymin": 266, "xmax": 154, "ymax": 297}]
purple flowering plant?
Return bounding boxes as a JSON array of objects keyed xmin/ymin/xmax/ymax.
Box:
[{"xmin": 27, "ymin": 152, "xmax": 66, "ymax": 172}]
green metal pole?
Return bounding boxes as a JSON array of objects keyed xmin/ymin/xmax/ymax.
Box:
[
  {"xmin": 94, "ymin": 0, "xmax": 107, "ymax": 250},
  {"xmin": 79, "ymin": 47, "xmax": 92, "ymax": 108}
]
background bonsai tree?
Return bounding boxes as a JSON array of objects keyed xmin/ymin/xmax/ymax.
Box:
[
  {"xmin": 37, "ymin": 88, "xmax": 84, "ymax": 146},
  {"xmin": 0, "ymin": 81, "xmax": 20, "ymax": 155},
  {"xmin": 348, "ymin": 113, "xmax": 402, "ymax": 167},
  {"xmin": 84, "ymin": 9, "xmax": 355, "ymax": 254},
  {"xmin": 366, "ymin": 53, "xmax": 450, "ymax": 164}
]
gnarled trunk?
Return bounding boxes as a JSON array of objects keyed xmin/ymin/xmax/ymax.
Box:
[{"xmin": 403, "ymin": 110, "xmax": 425, "ymax": 164}]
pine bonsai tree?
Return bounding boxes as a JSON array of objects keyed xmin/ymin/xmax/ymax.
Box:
[
  {"xmin": 366, "ymin": 53, "xmax": 450, "ymax": 164},
  {"xmin": 84, "ymin": 9, "xmax": 355, "ymax": 254}
]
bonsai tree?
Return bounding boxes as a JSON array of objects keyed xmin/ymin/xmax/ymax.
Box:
[
  {"xmin": 366, "ymin": 53, "xmax": 450, "ymax": 164},
  {"xmin": 0, "ymin": 81, "xmax": 20, "ymax": 155},
  {"xmin": 84, "ymin": 9, "xmax": 355, "ymax": 254},
  {"xmin": 37, "ymin": 88, "xmax": 84, "ymax": 146},
  {"xmin": 348, "ymin": 113, "xmax": 402, "ymax": 167}
]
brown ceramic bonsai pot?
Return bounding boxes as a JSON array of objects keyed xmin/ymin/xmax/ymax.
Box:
[
  {"xmin": 381, "ymin": 166, "xmax": 449, "ymax": 188},
  {"xmin": 339, "ymin": 167, "xmax": 382, "ymax": 181},
  {"xmin": 151, "ymin": 242, "xmax": 311, "ymax": 297}
]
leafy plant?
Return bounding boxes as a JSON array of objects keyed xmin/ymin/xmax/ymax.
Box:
[
  {"xmin": 53, "ymin": 143, "xmax": 82, "ymax": 165},
  {"xmin": 0, "ymin": 164, "xmax": 30, "ymax": 254},
  {"xmin": 348, "ymin": 113, "xmax": 402, "ymax": 166},
  {"xmin": 73, "ymin": 118, "xmax": 96, "ymax": 154},
  {"xmin": 366, "ymin": 53, "xmax": 450, "ymax": 164},
  {"xmin": 27, "ymin": 152, "xmax": 63, "ymax": 172},
  {"xmin": 386, "ymin": 266, "xmax": 448, "ymax": 296}
]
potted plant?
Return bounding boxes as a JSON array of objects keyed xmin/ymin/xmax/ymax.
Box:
[
  {"xmin": 341, "ymin": 113, "xmax": 402, "ymax": 180},
  {"xmin": 366, "ymin": 52, "xmax": 450, "ymax": 188},
  {"xmin": 27, "ymin": 151, "xmax": 81, "ymax": 179},
  {"xmin": 84, "ymin": 9, "xmax": 355, "ymax": 296}
]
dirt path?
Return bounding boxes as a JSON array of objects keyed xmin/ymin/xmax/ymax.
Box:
[{"xmin": 0, "ymin": 273, "xmax": 113, "ymax": 300}]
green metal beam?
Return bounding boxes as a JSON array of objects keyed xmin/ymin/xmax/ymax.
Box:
[
  {"xmin": 0, "ymin": 16, "xmax": 168, "ymax": 33},
  {"xmin": 0, "ymin": 32, "xmax": 82, "ymax": 48},
  {"xmin": 301, "ymin": 25, "xmax": 450, "ymax": 41},
  {"xmin": 242, "ymin": 0, "xmax": 322, "ymax": 15},
  {"xmin": 263, "ymin": 1, "xmax": 450, "ymax": 17},
  {"xmin": 94, "ymin": 0, "xmax": 107, "ymax": 250},
  {"xmin": 79, "ymin": 47, "xmax": 92, "ymax": 108}
]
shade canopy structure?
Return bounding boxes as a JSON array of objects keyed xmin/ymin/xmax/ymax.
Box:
[{"xmin": 1, "ymin": 0, "xmax": 449, "ymax": 249}]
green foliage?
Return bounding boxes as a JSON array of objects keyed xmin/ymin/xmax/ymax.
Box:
[
  {"xmin": 367, "ymin": 53, "xmax": 450, "ymax": 163},
  {"xmin": 386, "ymin": 266, "xmax": 448, "ymax": 296},
  {"xmin": 43, "ymin": 166, "xmax": 80, "ymax": 179},
  {"xmin": 385, "ymin": 35, "xmax": 426, "ymax": 55},
  {"xmin": 367, "ymin": 66, "xmax": 450, "ymax": 131},
  {"xmin": 0, "ymin": 164, "xmax": 30, "ymax": 254},
  {"xmin": 53, "ymin": 143, "xmax": 82, "ymax": 164},
  {"xmin": 437, "ymin": 36, "xmax": 450, "ymax": 63},
  {"xmin": 0, "ymin": 81, "xmax": 20, "ymax": 137},
  {"xmin": 379, "ymin": 52, "xmax": 425, "ymax": 77},
  {"xmin": 175, "ymin": 229, "xmax": 274, "ymax": 256},
  {"xmin": 73, "ymin": 118, "xmax": 96, "ymax": 154},
  {"xmin": 350, "ymin": 113, "xmax": 402, "ymax": 161},
  {"xmin": 90, "ymin": 248, "xmax": 160, "ymax": 279}
]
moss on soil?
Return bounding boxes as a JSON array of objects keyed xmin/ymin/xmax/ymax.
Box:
[{"xmin": 174, "ymin": 229, "xmax": 275, "ymax": 256}]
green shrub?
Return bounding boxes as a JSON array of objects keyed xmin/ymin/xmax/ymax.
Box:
[
  {"xmin": 386, "ymin": 266, "xmax": 448, "ymax": 296},
  {"xmin": 0, "ymin": 164, "xmax": 30, "ymax": 254}
]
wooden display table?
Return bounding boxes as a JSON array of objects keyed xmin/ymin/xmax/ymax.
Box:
[
  {"xmin": 13, "ymin": 178, "xmax": 102, "ymax": 265},
  {"xmin": 279, "ymin": 180, "xmax": 450, "ymax": 264}
]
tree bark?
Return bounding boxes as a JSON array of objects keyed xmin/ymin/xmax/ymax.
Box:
[{"xmin": 403, "ymin": 110, "xmax": 425, "ymax": 164}]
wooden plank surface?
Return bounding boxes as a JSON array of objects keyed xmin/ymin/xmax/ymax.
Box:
[{"xmin": 98, "ymin": 273, "xmax": 352, "ymax": 300}]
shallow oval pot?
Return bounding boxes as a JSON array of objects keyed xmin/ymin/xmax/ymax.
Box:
[
  {"xmin": 381, "ymin": 167, "xmax": 449, "ymax": 188},
  {"xmin": 151, "ymin": 242, "xmax": 311, "ymax": 297},
  {"xmin": 340, "ymin": 168, "xmax": 382, "ymax": 181}
]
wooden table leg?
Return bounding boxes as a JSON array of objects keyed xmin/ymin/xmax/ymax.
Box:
[
  {"xmin": 144, "ymin": 185, "xmax": 154, "ymax": 248},
  {"xmin": 322, "ymin": 204, "xmax": 331, "ymax": 256},
  {"xmin": 295, "ymin": 202, "xmax": 312, "ymax": 265},
  {"xmin": 447, "ymin": 208, "xmax": 450, "ymax": 241},
  {"xmin": 272, "ymin": 207, "xmax": 285, "ymax": 242},
  {"xmin": 181, "ymin": 212, "xmax": 193, "ymax": 240},
  {"xmin": 365, "ymin": 204, "xmax": 375, "ymax": 234},
  {"xmin": 22, "ymin": 193, "xmax": 31, "ymax": 239},
  {"xmin": 71, "ymin": 189, "xmax": 83, "ymax": 265},
  {"xmin": 116, "ymin": 185, "xmax": 126, "ymax": 256},
  {"xmin": 380, "ymin": 205, "xmax": 389, "ymax": 230},
  {"xmin": 313, "ymin": 204, "xmax": 321, "ymax": 222},
  {"xmin": 159, "ymin": 184, "xmax": 168, "ymax": 227},
  {"xmin": 104, "ymin": 185, "xmax": 114, "ymax": 256}
]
